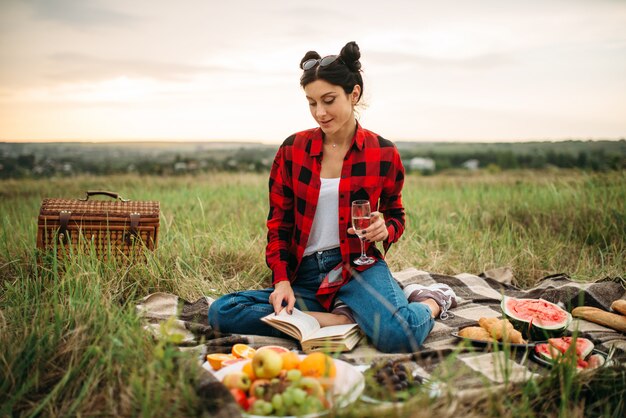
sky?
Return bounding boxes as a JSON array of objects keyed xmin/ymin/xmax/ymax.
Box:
[{"xmin": 1, "ymin": 0, "xmax": 625, "ymax": 143}]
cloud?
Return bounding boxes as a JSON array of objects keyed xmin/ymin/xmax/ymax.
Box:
[
  {"xmin": 24, "ymin": 0, "xmax": 137, "ymax": 27},
  {"xmin": 44, "ymin": 52, "xmax": 243, "ymax": 83},
  {"xmin": 367, "ymin": 50, "xmax": 513, "ymax": 71}
]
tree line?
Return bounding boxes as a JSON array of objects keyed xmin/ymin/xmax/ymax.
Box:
[{"xmin": 1, "ymin": 140, "xmax": 624, "ymax": 179}]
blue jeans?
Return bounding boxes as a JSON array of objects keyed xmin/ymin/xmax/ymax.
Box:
[{"xmin": 208, "ymin": 247, "xmax": 434, "ymax": 352}]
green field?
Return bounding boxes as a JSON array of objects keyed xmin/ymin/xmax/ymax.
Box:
[{"xmin": 1, "ymin": 170, "xmax": 625, "ymax": 417}]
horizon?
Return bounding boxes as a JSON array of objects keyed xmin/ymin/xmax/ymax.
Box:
[
  {"xmin": 2, "ymin": 137, "xmax": 625, "ymax": 146},
  {"xmin": 1, "ymin": 0, "xmax": 625, "ymax": 143}
]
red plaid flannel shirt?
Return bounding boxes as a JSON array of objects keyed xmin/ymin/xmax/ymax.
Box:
[{"xmin": 266, "ymin": 122, "xmax": 405, "ymax": 309}]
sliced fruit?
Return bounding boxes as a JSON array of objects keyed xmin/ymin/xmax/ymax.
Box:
[
  {"xmin": 232, "ymin": 343, "xmax": 257, "ymax": 359},
  {"xmin": 535, "ymin": 343, "xmax": 562, "ymax": 362},
  {"xmin": 586, "ymin": 353, "xmax": 606, "ymax": 369},
  {"xmin": 207, "ymin": 353, "xmax": 236, "ymax": 370},
  {"xmin": 256, "ymin": 345, "xmax": 290, "ymax": 354},
  {"xmin": 222, "ymin": 357, "xmax": 247, "ymax": 367},
  {"xmin": 547, "ymin": 336, "xmax": 594, "ymax": 358},
  {"xmin": 502, "ymin": 296, "xmax": 571, "ymax": 340}
]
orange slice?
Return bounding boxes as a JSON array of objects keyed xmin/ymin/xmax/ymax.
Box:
[
  {"xmin": 206, "ymin": 353, "xmax": 236, "ymax": 370},
  {"xmin": 232, "ymin": 343, "xmax": 257, "ymax": 359}
]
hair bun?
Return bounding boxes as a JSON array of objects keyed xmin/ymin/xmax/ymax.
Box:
[
  {"xmin": 339, "ymin": 41, "xmax": 361, "ymax": 71},
  {"xmin": 300, "ymin": 51, "xmax": 322, "ymax": 69}
]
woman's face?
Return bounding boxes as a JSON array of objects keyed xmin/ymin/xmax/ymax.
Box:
[{"xmin": 304, "ymin": 79, "xmax": 360, "ymax": 137}]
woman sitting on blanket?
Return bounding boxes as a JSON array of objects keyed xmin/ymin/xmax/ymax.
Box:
[{"xmin": 208, "ymin": 41, "xmax": 457, "ymax": 353}]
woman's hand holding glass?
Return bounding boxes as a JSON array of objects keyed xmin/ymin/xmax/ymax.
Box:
[
  {"xmin": 347, "ymin": 211, "xmax": 388, "ymax": 241},
  {"xmin": 349, "ymin": 200, "xmax": 387, "ymax": 265}
]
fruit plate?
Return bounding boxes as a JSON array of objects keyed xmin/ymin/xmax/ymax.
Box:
[
  {"xmin": 529, "ymin": 347, "xmax": 612, "ymax": 369},
  {"xmin": 451, "ymin": 332, "xmax": 536, "ymax": 350},
  {"xmin": 209, "ymin": 355, "xmax": 365, "ymax": 418}
]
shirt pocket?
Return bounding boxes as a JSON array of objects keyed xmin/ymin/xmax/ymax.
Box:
[{"xmin": 349, "ymin": 185, "xmax": 381, "ymax": 206}]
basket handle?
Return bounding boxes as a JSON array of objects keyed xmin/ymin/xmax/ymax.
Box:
[{"xmin": 80, "ymin": 191, "xmax": 130, "ymax": 202}]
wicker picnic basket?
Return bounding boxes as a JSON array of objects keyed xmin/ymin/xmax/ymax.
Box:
[{"xmin": 37, "ymin": 191, "xmax": 160, "ymax": 261}]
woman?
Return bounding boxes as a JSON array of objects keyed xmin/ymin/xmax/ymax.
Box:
[{"xmin": 208, "ymin": 41, "xmax": 456, "ymax": 353}]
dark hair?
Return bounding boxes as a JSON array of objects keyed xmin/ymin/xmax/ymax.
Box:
[{"xmin": 299, "ymin": 41, "xmax": 364, "ymax": 103}]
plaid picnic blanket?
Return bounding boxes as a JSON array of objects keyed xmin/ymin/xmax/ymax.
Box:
[{"xmin": 136, "ymin": 268, "xmax": 626, "ymax": 416}]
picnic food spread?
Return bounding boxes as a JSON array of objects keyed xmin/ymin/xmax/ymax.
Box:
[{"xmin": 214, "ymin": 345, "xmax": 340, "ymax": 416}]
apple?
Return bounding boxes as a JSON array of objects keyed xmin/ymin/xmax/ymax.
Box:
[
  {"xmin": 252, "ymin": 347, "xmax": 283, "ymax": 379},
  {"xmin": 222, "ymin": 371, "xmax": 251, "ymax": 391},
  {"xmin": 249, "ymin": 379, "xmax": 270, "ymax": 398}
]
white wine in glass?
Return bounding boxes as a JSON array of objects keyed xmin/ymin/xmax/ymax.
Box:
[{"xmin": 351, "ymin": 200, "xmax": 375, "ymax": 265}]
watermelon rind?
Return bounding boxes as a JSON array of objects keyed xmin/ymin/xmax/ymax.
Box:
[
  {"xmin": 535, "ymin": 343, "xmax": 561, "ymax": 362},
  {"xmin": 501, "ymin": 296, "xmax": 572, "ymax": 341}
]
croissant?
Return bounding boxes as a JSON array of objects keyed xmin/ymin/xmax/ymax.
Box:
[
  {"xmin": 478, "ymin": 317, "xmax": 526, "ymax": 344},
  {"xmin": 459, "ymin": 326, "xmax": 491, "ymax": 341}
]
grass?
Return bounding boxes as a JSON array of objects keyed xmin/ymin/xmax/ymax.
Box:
[{"xmin": 1, "ymin": 169, "xmax": 625, "ymax": 417}]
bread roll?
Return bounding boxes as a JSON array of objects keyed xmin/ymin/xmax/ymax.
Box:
[{"xmin": 610, "ymin": 299, "xmax": 626, "ymax": 316}]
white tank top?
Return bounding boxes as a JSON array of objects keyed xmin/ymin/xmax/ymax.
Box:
[{"xmin": 303, "ymin": 177, "xmax": 341, "ymax": 256}]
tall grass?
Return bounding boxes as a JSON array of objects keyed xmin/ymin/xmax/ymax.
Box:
[{"xmin": 1, "ymin": 170, "xmax": 624, "ymax": 417}]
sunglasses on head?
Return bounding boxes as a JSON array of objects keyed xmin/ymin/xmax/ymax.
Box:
[{"xmin": 302, "ymin": 55, "xmax": 343, "ymax": 71}]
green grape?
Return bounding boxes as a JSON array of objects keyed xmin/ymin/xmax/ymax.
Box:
[
  {"xmin": 292, "ymin": 388, "xmax": 307, "ymax": 405},
  {"xmin": 286, "ymin": 368, "xmax": 302, "ymax": 383},
  {"xmin": 271, "ymin": 393, "xmax": 284, "ymax": 411},
  {"xmin": 281, "ymin": 388, "xmax": 294, "ymax": 408},
  {"xmin": 250, "ymin": 399, "xmax": 270, "ymax": 416}
]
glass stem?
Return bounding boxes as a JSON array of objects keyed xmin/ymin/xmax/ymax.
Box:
[{"xmin": 359, "ymin": 237, "xmax": 366, "ymax": 258}]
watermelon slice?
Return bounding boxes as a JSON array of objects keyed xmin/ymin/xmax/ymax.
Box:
[
  {"xmin": 502, "ymin": 296, "xmax": 571, "ymax": 340},
  {"xmin": 547, "ymin": 336, "xmax": 594, "ymax": 359},
  {"xmin": 535, "ymin": 343, "xmax": 589, "ymax": 369}
]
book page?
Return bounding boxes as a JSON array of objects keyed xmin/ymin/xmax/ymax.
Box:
[
  {"xmin": 304, "ymin": 323, "xmax": 359, "ymax": 342},
  {"xmin": 302, "ymin": 330, "xmax": 362, "ymax": 352},
  {"xmin": 261, "ymin": 308, "xmax": 320, "ymax": 340}
]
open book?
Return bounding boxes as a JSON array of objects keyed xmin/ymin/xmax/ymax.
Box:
[{"xmin": 261, "ymin": 308, "xmax": 362, "ymax": 353}]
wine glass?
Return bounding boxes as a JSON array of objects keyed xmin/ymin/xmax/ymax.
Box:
[{"xmin": 351, "ymin": 200, "xmax": 375, "ymax": 265}]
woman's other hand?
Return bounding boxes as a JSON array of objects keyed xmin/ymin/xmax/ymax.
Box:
[
  {"xmin": 347, "ymin": 211, "xmax": 388, "ymax": 242},
  {"xmin": 269, "ymin": 281, "xmax": 296, "ymax": 314}
]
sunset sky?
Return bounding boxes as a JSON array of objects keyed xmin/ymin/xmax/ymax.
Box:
[{"xmin": 1, "ymin": 0, "xmax": 625, "ymax": 143}]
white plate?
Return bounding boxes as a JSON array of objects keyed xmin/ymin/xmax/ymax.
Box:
[{"xmin": 208, "ymin": 355, "xmax": 365, "ymax": 418}]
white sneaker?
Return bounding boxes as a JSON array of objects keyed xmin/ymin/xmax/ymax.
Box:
[{"xmin": 403, "ymin": 283, "xmax": 458, "ymax": 320}]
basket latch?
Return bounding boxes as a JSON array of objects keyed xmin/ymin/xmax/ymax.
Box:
[
  {"xmin": 58, "ymin": 210, "xmax": 71, "ymax": 243},
  {"xmin": 125, "ymin": 212, "xmax": 141, "ymax": 245}
]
